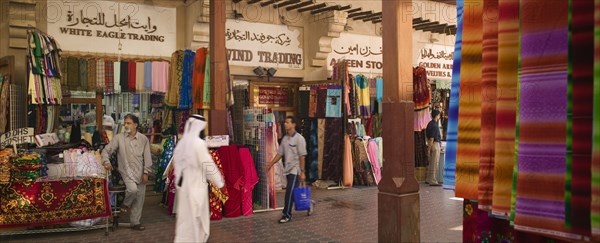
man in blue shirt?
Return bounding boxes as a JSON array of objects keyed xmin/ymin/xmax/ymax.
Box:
[{"xmin": 426, "ymin": 110, "xmax": 442, "ymax": 186}]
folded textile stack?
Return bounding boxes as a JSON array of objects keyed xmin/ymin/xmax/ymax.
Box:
[
  {"xmin": 0, "ymin": 150, "xmax": 13, "ymax": 183},
  {"xmin": 11, "ymin": 152, "xmax": 42, "ymax": 182}
]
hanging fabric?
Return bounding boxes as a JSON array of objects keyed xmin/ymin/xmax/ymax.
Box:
[
  {"xmin": 355, "ymin": 74, "xmax": 370, "ymax": 117},
  {"xmin": 325, "ymin": 85, "xmax": 342, "ymax": 118},
  {"xmin": 144, "ymin": 61, "xmax": 152, "ymax": 92},
  {"xmin": 202, "ymin": 51, "xmax": 211, "ymax": 109},
  {"xmin": 308, "ymin": 86, "xmax": 317, "ymax": 118},
  {"xmin": 136, "ymin": 61, "xmax": 145, "ymax": 92},
  {"xmin": 592, "ymin": 0, "xmax": 600, "ymax": 238},
  {"xmin": 193, "ymin": 47, "xmax": 208, "ymax": 109}
]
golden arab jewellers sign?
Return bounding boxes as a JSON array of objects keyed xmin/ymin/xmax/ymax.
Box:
[{"xmin": 47, "ymin": 0, "xmax": 176, "ymax": 57}]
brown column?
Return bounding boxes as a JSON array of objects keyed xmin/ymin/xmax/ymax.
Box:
[
  {"xmin": 379, "ymin": 0, "xmax": 420, "ymax": 242},
  {"xmin": 209, "ymin": 0, "xmax": 228, "ymax": 135}
]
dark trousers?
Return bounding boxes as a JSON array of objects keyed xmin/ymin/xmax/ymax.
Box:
[{"xmin": 282, "ymin": 174, "xmax": 299, "ymax": 218}]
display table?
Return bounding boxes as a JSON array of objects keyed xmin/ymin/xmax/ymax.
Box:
[{"xmin": 0, "ymin": 178, "xmax": 111, "ymax": 229}]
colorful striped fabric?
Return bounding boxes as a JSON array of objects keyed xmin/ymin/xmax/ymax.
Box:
[
  {"xmin": 592, "ymin": 0, "xmax": 600, "ymax": 238},
  {"xmin": 443, "ymin": 0, "xmax": 464, "ymax": 190},
  {"xmin": 455, "ymin": 0, "xmax": 483, "ymax": 200},
  {"xmin": 514, "ymin": 0, "xmax": 572, "ymax": 238},
  {"xmin": 478, "ymin": 0, "xmax": 498, "ymax": 211},
  {"xmin": 491, "ymin": 0, "xmax": 520, "ymax": 218},
  {"xmin": 568, "ymin": 0, "xmax": 594, "ymax": 236}
]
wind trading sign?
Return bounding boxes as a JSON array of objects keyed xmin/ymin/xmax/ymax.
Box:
[{"xmin": 0, "ymin": 128, "xmax": 35, "ymax": 148}]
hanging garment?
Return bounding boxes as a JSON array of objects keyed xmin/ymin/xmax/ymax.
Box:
[
  {"xmin": 316, "ymin": 86, "xmax": 327, "ymax": 118},
  {"xmin": 120, "ymin": 61, "xmax": 129, "ymax": 92},
  {"xmin": 567, "ymin": 0, "xmax": 594, "ymax": 236},
  {"xmin": 478, "ymin": 0, "xmax": 499, "ymax": 212},
  {"xmin": 455, "ymin": 0, "xmax": 483, "ymax": 200},
  {"xmin": 136, "ymin": 62, "xmax": 145, "ymax": 92},
  {"xmin": 413, "ymin": 67, "xmax": 431, "ymax": 110},
  {"xmin": 209, "ymin": 149, "xmax": 228, "ymax": 220},
  {"xmin": 514, "ymin": 0, "xmax": 571, "ymax": 238},
  {"xmin": 297, "ymin": 87, "xmax": 310, "ymax": 118},
  {"xmin": 202, "ymin": 51, "xmax": 211, "ymax": 109},
  {"xmin": 414, "ymin": 108, "xmax": 432, "ymax": 131},
  {"xmin": 173, "ymin": 115, "xmax": 224, "ymax": 243},
  {"xmin": 491, "ymin": 0, "xmax": 518, "ymax": 216},
  {"xmin": 219, "ymin": 145, "xmax": 243, "ymax": 218},
  {"xmin": 325, "ymin": 86, "xmax": 342, "ymax": 118},
  {"xmin": 593, "ymin": 0, "xmax": 600, "ymax": 238},
  {"xmin": 355, "ymin": 74, "xmax": 371, "ymax": 117},
  {"xmin": 414, "ymin": 130, "xmax": 429, "ymax": 168},
  {"xmin": 60, "ymin": 58, "xmax": 68, "ymax": 87},
  {"xmin": 179, "ymin": 50, "xmax": 195, "ymax": 110},
  {"xmin": 238, "ymin": 147, "xmax": 259, "ymax": 216},
  {"xmin": 192, "ymin": 48, "xmax": 207, "ymax": 109},
  {"xmin": 113, "ymin": 61, "xmax": 121, "ymax": 93},
  {"xmin": 128, "ymin": 61, "xmax": 137, "ymax": 91},
  {"xmin": 152, "ymin": 62, "xmax": 161, "ymax": 93},
  {"xmin": 87, "ymin": 58, "xmax": 97, "ymax": 92},
  {"xmin": 308, "ymin": 87, "xmax": 317, "ymax": 118},
  {"xmin": 323, "ymin": 118, "xmax": 344, "ymax": 182},
  {"xmin": 96, "ymin": 59, "xmax": 105, "ymax": 92},
  {"xmin": 309, "ymin": 119, "xmax": 319, "ymax": 181},
  {"xmin": 342, "ymin": 134, "xmax": 353, "ymax": 187},
  {"xmin": 143, "ymin": 61, "xmax": 152, "ymax": 92},
  {"xmin": 317, "ymin": 119, "xmax": 325, "ymax": 179},
  {"xmin": 376, "ymin": 77, "xmax": 383, "ymax": 102}
]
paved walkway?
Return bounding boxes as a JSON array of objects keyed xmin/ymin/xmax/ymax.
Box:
[{"xmin": 1, "ymin": 183, "xmax": 462, "ymax": 242}]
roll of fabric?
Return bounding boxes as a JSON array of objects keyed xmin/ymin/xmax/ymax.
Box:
[
  {"xmin": 317, "ymin": 119, "xmax": 325, "ymax": 179},
  {"xmin": 343, "ymin": 134, "xmax": 353, "ymax": 187},
  {"xmin": 491, "ymin": 0, "xmax": 519, "ymax": 217},
  {"xmin": 478, "ymin": 0, "xmax": 499, "ymax": 211},
  {"xmin": 323, "ymin": 118, "xmax": 343, "ymax": 182},
  {"xmin": 443, "ymin": 0, "xmax": 464, "ymax": 190},
  {"xmin": 455, "ymin": 0, "xmax": 483, "ymax": 200},
  {"xmin": 514, "ymin": 0, "xmax": 571, "ymax": 237},
  {"xmin": 593, "ymin": 0, "xmax": 600, "ymax": 238},
  {"xmin": 566, "ymin": 0, "xmax": 594, "ymax": 235}
]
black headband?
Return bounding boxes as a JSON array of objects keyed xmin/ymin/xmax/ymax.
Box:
[{"xmin": 190, "ymin": 115, "xmax": 206, "ymax": 121}]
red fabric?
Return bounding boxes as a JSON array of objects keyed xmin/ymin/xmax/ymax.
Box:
[
  {"xmin": 0, "ymin": 178, "xmax": 111, "ymax": 228},
  {"xmin": 167, "ymin": 166, "xmax": 176, "ymax": 215},
  {"xmin": 219, "ymin": 145, "xmax": 243, "ymax": 218},
  {"xmin": 209, "ymin": 149, "xmax": 228, "ymax": 220},
  {"xmin": 192, "ymin": 48, "xmax": 207, "ymax": 109},
  {"xmin": 239, "ymin": 147, "xmax": 258, "ymax": 216},
  {"xmin": 128, "ymin": 61, "xmax": 136, "ymax": 91}
]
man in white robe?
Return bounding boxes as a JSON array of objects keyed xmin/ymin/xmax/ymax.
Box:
[{"xmin": 173, "ymin": 114, "xmax": 225, "ymax": 243}]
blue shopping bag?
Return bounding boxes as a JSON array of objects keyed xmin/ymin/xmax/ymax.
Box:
[{"xmin": 293, "ymin": 186, "xmax": 312, "ymax": 211}]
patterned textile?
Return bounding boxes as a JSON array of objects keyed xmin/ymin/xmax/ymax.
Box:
[
  {"xmin": 202, "ymin": 51, "xmax": 211, "ymax": 109},
  {"xmin": 367, "ymin": 139, "xmax": 381, "ymax": 184},
  {"xmin": 566, "ymin": 0, "xmax": 594, "ymax": 235},
  {"xmin": 316, "ymin": 87, "xmax": 327, "ymax": 118},
  {"xmin": 462, "ymin": 200, "xmax": 514, "ymax": 243},
  {"xmin": 491, "ymin": 0, "xmax": 519, "ymax": 217},
  {"xmin": 349, "ymin": 75, "xmax": 358, "ymax": 116},
  {"xmin": 166, "ymin": 51, "xmax": 180, "ymax": 107},
  {"xmin": 351, "ymin": 138, "xmax": 375, "ymax": 186},
  {"xmin": 155, "ymin": 137, "xmax": 175, "ymax": 192},
  {"xmin": 593, "ymin": 0, "xmax": 600, "ymax": 238},
  {"xmin": 455, "ymin": 0, "xmax": 483, "ymax": 200},
  {"xmin": 193, "ymin": 48, "xmax": 207, "ymax": 109},
  {"xmin": 309, "ymin": 87, "xmax": 317, "ymax": 118},
  {"xmin": 298, "ymin": 119, "xmax": 316, "ymax": 182},
  {"xmin": 478, "ymin": 0, "xmax": 498, "ymax": 211},
  {"xmin": 355, "ymin": 75, "xmax": 370, "ymax": 117},
  {"xmin": 87, "ymin": 58, "xmax": 97, "ymax": 92},
  {"xmin": 443, "ymin": 0, "xmax": 463, "ymax": 190},
  {"xmin": 325, "ymin": 86, "xmax": 342, "ymax": 118},
  {"xmin": 179, "ymin": 50, "xmax": 194, "ymax": 110},
  {"xmin": 309, "ymin": 119, "xmax": 319, "ymax": 180},
  {"xmin": 323, "ymin": 118, "xmax": 343, "ymax": 182},
  {"xmin": 0, "ymin": 80, "xmax": 9, "ymax": 134},
  {"xmin": 414, "ymin": 130, "xmax": 429, "ymax": 167},
  {"xmin": 413, "ymin": 67, "xmax": 431, "ymax": 110},
  {"xmin": 209, "ymin": 150, "xmax": 228, "ymax": 220},
  {"xmin": 0, "ymin": 178, "xmax": 111, "ymax": 228},
  {"xmin": 514, "ymin": 0, "xmax": 571, "ymax": 238},
  {"xmin": 97, "ymin": 59, "xmax": 105, "ymax": 92},
  {"xmin": 79, "ymin": 59, "xmax": 88, "ymax": 91},
  {"xmin": 104, "ymin": 61, "xmax": 114, "ymax": 94},
  {"xmin": 317, "ymin": 119, "xmax": 325, "ymax": 179}
]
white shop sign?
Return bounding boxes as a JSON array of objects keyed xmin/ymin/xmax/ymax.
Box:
[
  {"xmin": 226, "ymin": 20, "xmax": 304, "ymax": 69},
  {"xmin": 327, "ymin": 33, "xmax": 383, "ymax": 74},
  {"xmin": 415, "ymin": 43, "xmax": 454, "ymax": 80},
  {"xmin": 47, "ymin": 0, "xmax": 176, "ymax": 57},
  {"xmin": 0, "ymin": 128, "xmax": 35, "ymax": 148}
]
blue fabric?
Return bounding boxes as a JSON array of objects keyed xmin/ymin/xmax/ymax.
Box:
[
  {"xmin": 325, "ymin": 86, "xmax": 342, "ymax": 118},
  {"xmin": 309, "ymin": 119, "xmax": 318, "ymax": 180},
  {"xmin": 179, "ymin": 50, "xmax": 195, "ymax": 109},
  {"xmin": 376, "ymin": 77, "xmax": 383, "ymax": 102},
  {"xmin": 443, "ymin": 0, "xmax": 463, "ymax": 190},
  {"xmin": 144, "ymin": 61, "xmax": 152, "ymax": 91}
]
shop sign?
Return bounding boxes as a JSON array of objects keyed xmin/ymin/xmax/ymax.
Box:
[
  {"xmin": 226, "ymin": 20, "xmax": 303, "ymax": 69},
  {"xmin": 416, "ymin": 43, "xmax": 454, "ymax": 80},
  {"xmin": 258, "ymin": 87, "xmax": 290, "ymax": 105},
  {"xmin": 327, "ymin": 33, "xmax": 383, "ymax": 74},
  {"xmin": 47, "ymin": 0, "xmax": 176, "ymax": 57},
  {"xmin": 0, "ymin": 128, "xmax": 34, "ymax": 148}
]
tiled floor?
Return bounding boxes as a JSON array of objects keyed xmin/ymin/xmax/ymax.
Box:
[{"xmin": 1, "ymin": 183, "xmax": 462, "ymax": 242}]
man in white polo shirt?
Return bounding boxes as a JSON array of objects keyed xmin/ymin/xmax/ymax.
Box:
[{"xmin": 267, "ymin": 116, "xmax": 307, "ymax": 223}]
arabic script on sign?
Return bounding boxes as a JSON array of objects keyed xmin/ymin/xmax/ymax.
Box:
[
  {"xmin": 66, "ymin": 10, "xmax": 158, "ymax": 33},
  {"xmin": 226, "ymin": 29, "xmax": 292, "ymax": 46},
  {"xmin": 333, "ymin": 44, "xmax": 382, "ymax": 57},
  {"xmin": 419, "ymin": 48, "xmax": 454, "ymax": 61}
]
